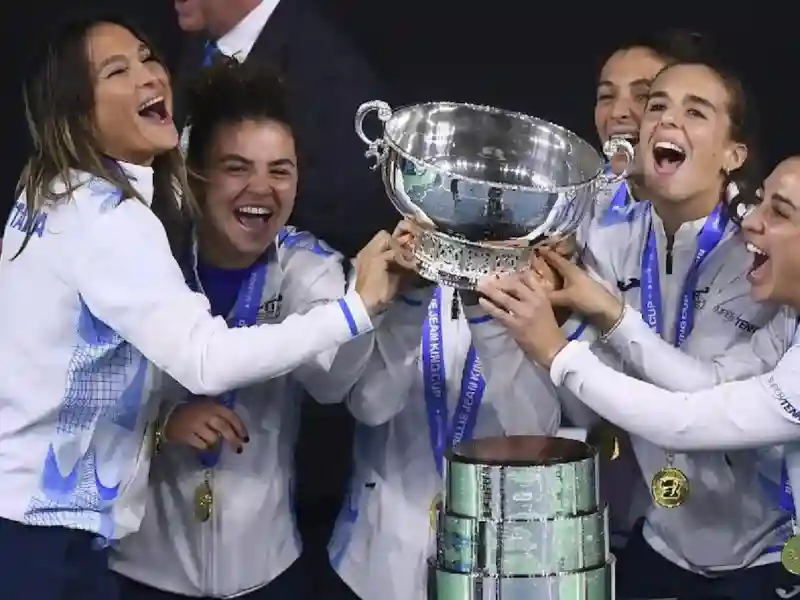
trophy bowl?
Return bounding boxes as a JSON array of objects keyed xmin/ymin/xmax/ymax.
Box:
[{"xmin": 355, "ymin": 100, "xmax": 633, "ymax": 289}]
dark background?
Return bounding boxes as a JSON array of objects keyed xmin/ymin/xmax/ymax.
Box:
[{"xmin": 4, "ymin": 0, "xmax": 800, "ymax": 548}]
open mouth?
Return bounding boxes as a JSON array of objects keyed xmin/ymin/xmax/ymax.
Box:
[
  {"xmin": 609, "ymin": 132, "xmax": 639, "ymax": 145},
  {"xmin": 137, "ymin": 97, "xmax": 171, "ymax": 124},
  {"xmin": 746, "ymin": 242, "xmax": 770, "ymax": 283},
  {"xmin": 234, "ymin": 206, "xmax": 273, "ymax": 232},
  {"xmin": 652, "ymin": 141, "xmax": 686, "ymax": 176}
]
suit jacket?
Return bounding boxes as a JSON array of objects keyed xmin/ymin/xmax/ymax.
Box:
[{"xmin": 177, "ymin": 0, "xmax": 398, "ymax": 258}]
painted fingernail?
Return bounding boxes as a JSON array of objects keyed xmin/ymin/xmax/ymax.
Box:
[
  {"xmin": 236, "ymin": 447, "xmax": 243, "ymax": 454},
  {"xmin": 243, "ymin": 436, "xmax": 250, "ymax": 443}
]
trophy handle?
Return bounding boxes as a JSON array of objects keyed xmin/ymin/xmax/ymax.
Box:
[
  {"xmin": 601, "ymin": 137, "xmax": 635, "ymax": 184},
  {"xmin": 355, "ymin": 100, "xmax": 393, "ymax": 169}
]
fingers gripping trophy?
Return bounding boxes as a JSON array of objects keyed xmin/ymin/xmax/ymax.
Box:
[
  {"xmin": 355, "ymin": 101, "xmax": 634, "ymax": 599},
  {"xmin": 354, "ymin": 100, "xmax": 634, "ymax": 290}
]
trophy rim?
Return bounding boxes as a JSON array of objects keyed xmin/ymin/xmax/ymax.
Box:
[
  {"xmin": 381, "ymin": 101, "xmax": 604, "ymax": 195},
  {"xmin": 447, "ymin": 435, "xmax": 597, "ymax": 467}
]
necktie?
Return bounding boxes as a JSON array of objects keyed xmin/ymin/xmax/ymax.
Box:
[{"xmin": 203, "ymin": 40, "xmax": 223, "ymax": 67}]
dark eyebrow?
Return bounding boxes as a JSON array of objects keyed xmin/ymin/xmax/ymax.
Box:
[
  {"xmin": 772, "ymin": 193, "xmax": 798, "ymax": 210},
  {"xmin": 648, "ymin": 90, "xmax": 717, "ymax": 112},
  {"xmin": 269, "ymin": 158, "xmax": 296, "ymax": 168},
  {"xmin": 598, "ymin": 77, "xmax": 652, "ymax": 89},
  {"xmin": 96, "ymin": 44, "xmax": 149, "ymax": 71},
  {"xmin": 685, "ymin": 94, "xmax": 717, "ymax": 112},
  {"xmin": 97, "ymin": 54, "xmax": 128, "ymax": 71},
  {"xmin": 219, "ymin": 155, "xmax": 296, "ymax": 167}
]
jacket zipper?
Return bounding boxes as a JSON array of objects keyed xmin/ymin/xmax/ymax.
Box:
[
  {"xmin": 209, "ymin": 470, "xmax": 219, "ymax": 596},
  {"xmin": 665, "ymin": 236, "xmax": 674, "ymax": 276}
]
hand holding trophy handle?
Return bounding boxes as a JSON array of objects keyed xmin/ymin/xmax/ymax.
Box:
[
  {"xmin": 355, "ymin": 100, "xmax": 394, "ymax": 170},
  {"xmin": 601, "ymin": 136, "xmax": 636, "ymax": 185}
]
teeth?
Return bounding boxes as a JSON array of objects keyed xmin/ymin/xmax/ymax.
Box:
[
  {"xmin": 237, "ymin": 206, "xmax": 271, "ymax": 216},
  {"xmin": 746, "ymin": 243, "xmax": 766, "ymax": 256},
  {"xmin": 654, "ymin": 141, "xmax": 685, "ymax": 155},
  {"xmin": 139, "ymin": 96, "xmax": 164, "ymax": 111}
]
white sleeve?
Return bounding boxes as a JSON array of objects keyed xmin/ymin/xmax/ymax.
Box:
[
  {"xmin": 72, "ymin": 201, "xmax": 373, "ymax": 396},
  {"xmin": 550, "ymin": 339, "xmax": 800, "ymax": 451},
  {"xmin": 346, "ymin": 287, "xmax": 434, "ymax": 426},
  {"xmin": 602, "ymin": 305, "xmax": 797, "ymax": 391},
  {"xmin": 284, "ymin": 256, "xmax": 375, "ymax": 404},
  {"xmin": 462, "ymin": 304, "xmax": 561, "ymax": 435}
]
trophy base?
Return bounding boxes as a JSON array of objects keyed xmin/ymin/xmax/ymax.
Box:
[
  {"xmin": 431, "ymin": 556, "xmax": 615, "ymax": 600},
  {"xmin": 413, "ymin": 230, "xmax": 533, "ymax": 290}
]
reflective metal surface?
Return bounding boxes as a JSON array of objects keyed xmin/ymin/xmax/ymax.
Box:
[
  {"xmin": 445, "ymin": 437, "xmax": 599, "ymax": 520},
  {"xmin": 439, "ymin": 508, "xmax": 608, "ymax": 575},
  {"xmin": 355, "ymin": 101, "xmax": 633, "ymax": 288},
  {"xmin": 432, "ymin": 557, "xmax": 614, "ymax": 600},
  {"xmin": 431, "ymin": 436, "xmax": 610, "ymax": 599}
]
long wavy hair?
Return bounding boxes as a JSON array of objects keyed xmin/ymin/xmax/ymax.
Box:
[{"xmin": 15, "ymin": 12, "xmax": 197, "ymax": 258}]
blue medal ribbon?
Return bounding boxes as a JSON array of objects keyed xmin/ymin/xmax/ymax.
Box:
[
  {"xmin": 187, "ymin": 245, "xmax": 269, "ymax": 469},
  {"xmin": 422, "ymin": 288, "xmax": 588, "ymax": 476},
  {"xmin": 640, "ymin": 202, "xmax": 727, "ymax": 346},
  {"xmin": 423, "ymin": 287, "xmax": 486, "ymax": 476}
]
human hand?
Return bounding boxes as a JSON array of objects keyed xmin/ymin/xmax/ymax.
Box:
[
  {"xmin": 476, "ymin": 270, "xmax": 569, "ymax": 368},
  {"xmin": 390, "ymin": 219, "xmax": 429, "ymax": 290},
  {"xmin": 354, "ymin": 229, "xmax": 412, "ymax": 316},
  {"xmin": 538, "ymin": 248, "xmax": 623, "ymax": 332},
  {"xmin": 165, "ymin": 397, "xmax": 249, "ymax": 453}
]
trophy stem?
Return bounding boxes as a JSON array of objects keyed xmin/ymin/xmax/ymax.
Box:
[{"xmin": 413, "ymin": 230, "xmax": 533, "ymax": 291}]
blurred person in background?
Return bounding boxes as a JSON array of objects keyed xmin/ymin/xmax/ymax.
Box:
[
  {"xmin": 173, "ymin": 0, "xmax": 396, "ymax": 257},
  {"xmin": 174, "ymin": 0, "xmax": 205, "ymax": 32}
]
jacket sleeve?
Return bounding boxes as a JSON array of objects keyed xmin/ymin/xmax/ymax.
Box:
[
  {"xmin": 73, "ymin": 200, "xmax": 373, "ymax": 397},
  {"xmin": 279, "ymin": 238, "xmax": 375, "ymax": 404},
  {"xmin": 345, "ymin": 287, "xmax": 434, "ymax": 426},
  {"xmin": 550, "ymin": 338, "xmax": 800, "ymax": 451},
  {"xmin": 462, "ymin": 304, "xmax": 561, "ymax": 435},
  {"xmin": 601, "ymin": 305, "xmax": 797, "ymax": 391}
]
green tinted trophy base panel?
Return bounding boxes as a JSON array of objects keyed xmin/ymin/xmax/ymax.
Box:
[{"xmin": 433, "ymin": 557, "xmax": 614, "ymax": 600}]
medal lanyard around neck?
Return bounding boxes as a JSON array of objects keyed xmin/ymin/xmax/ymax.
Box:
[
  {"xmin": 604, "ymin": 182, "xmax": 631, "ymax": 220},
  {"xmin": 640, "ymin": 202, "xmax": 727, "ymax": 346},
  {"xmin": 423, "ymin": 287, "xmax": 486, "ymax": 477},
  {"xmin": 188, "ymin": 255, "xmax": 269, "ymax": 469},
  {"xmin": 640, "ymin": 202, "xmax": 727, "ymax": 477},
  {"xmin": 421, "ymin": 287, "xmax": 589, "ymax": 477}
]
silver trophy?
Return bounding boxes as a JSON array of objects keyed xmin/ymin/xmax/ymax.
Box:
[
  {"xmin": 355, "ymin": 101, "xmax": 633, "ymax": 289},
  {"xmin": 431, "ymin": 436, "xmax": 613, "ymax": 600}
]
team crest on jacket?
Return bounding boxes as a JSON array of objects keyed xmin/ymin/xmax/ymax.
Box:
[{"xmin": 257, "ymin": 294, "xmax": 283, "ymax": 324}]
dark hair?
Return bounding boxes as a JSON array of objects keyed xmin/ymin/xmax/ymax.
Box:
[
  {"xmin": 654, "ymin": 55, "xmax": 762, "ymax": 210},
  {"xmin": 17, "ymin": 12, "xmax": 194, "ymax": 258},
  {"xmin": 598, "ymin": 29, "xmax": 712, "ymax": 75},
  {"xmin": 184, "ymin": 58, "xmax": 292, "ymax": 175}
]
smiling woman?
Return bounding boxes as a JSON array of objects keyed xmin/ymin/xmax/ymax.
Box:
[
  {"xmin": 474, "ymin": 54, "xmax": 800, "ymax": 600},
  {"xmin": 183, "ymin": 59, "xmax": 298, "ymax": 270},
  {"xmin": 0, "ymin": 13, "xmax": 390, "ymax": 600}
]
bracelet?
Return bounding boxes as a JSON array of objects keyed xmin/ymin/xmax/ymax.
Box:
[
  {"xmin": 152, "ymin": 403, "xmax": 183, "ymax": 456},
  {"xmin": 598, "ymin": 305, "xmax": 626, "ymax": 342}
]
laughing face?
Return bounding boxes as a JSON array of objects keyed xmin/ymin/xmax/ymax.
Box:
[
  {"xmin": 88, "ymin": 22, "xmax": 177, "ymax": 165},
  {"xmin": 639, "ymin": 64, "xmax": 747, "ymax": 208},
  {"xmin": 595, "ymin": 46, "xmax": 667, "ymax": 146},
  {"xmin": 742, "ymin": 158, "xmax": 800, "ymax": 306},
  {"xmin": 197, "ymin": 119, "xmax": 297, "ymax": 268}
]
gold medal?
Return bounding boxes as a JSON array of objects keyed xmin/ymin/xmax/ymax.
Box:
[
  {"xmin": 782, "ymin": 535, "xmax": 800, "ymax": 574},
  {"xmin": 429, "ymin": 493, "xmax": 443, "ymax": 531},
  {"xmin": 651, "ymin": 467, "xmax": 689, "ymax": 508},
  {"xmin": 194, "ymin": 480, "xmax": 213, "ymax": 522}
]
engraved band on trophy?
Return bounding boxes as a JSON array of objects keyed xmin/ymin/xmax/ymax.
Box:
[
  {"xmin": 431, "ymin": 436, "xmax": 613, "ymax": 600},
  {"xmin": 355, "ymin": 101, "xmax": 634, "ymax": 289}
]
